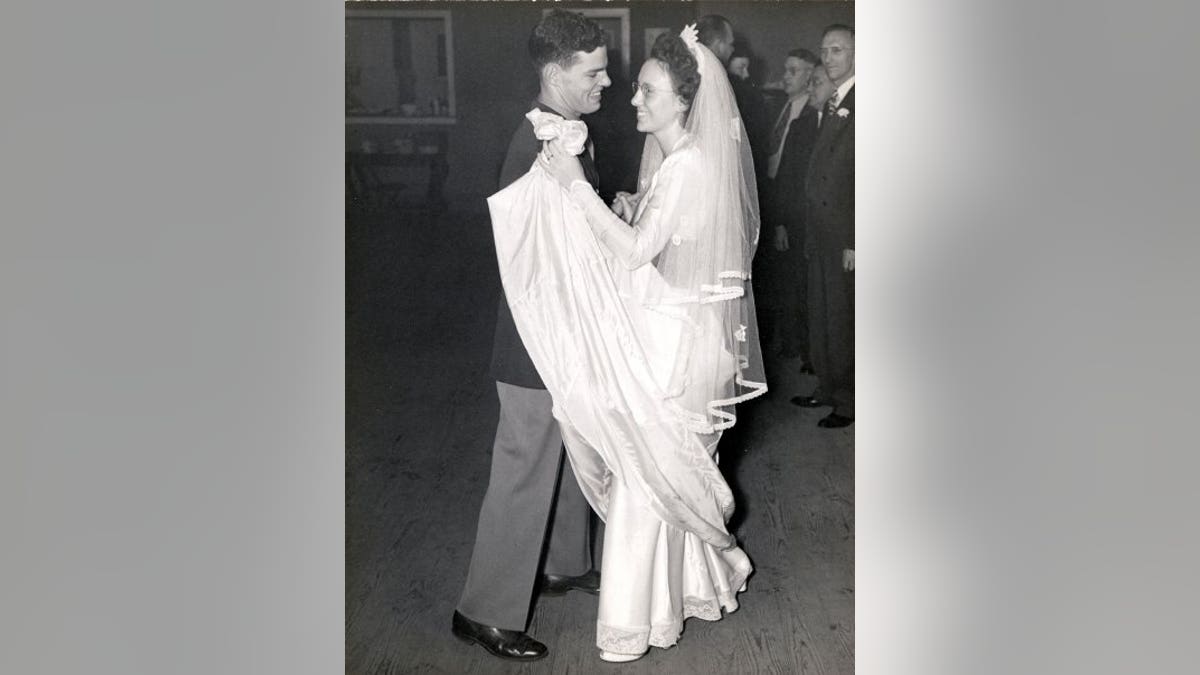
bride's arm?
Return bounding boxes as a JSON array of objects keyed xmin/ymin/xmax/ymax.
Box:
[
  {"xmin": 539, "ymin": 138, "xmax": 688, "ymax": 268},
  {"xmin": 569, "ymin": 181, "xmax": 671, "ymax": 269},
  {"xmin": 568, "ymin": 165, "xmax": 687, "ymax": 269}
]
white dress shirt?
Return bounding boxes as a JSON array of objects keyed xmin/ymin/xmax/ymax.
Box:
[{"xmin": 818, "ymin": 75, "xmax": 855, "ymax": 125}]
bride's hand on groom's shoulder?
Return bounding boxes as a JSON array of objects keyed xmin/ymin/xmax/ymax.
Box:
[{"xmin": 538, "ymin": 139, "xmax": 585, "ymax": 190}]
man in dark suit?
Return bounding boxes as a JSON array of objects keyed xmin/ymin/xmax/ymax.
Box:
[
  {"xmin": 451, "ymin": 10, "xmax": 609, "ymax": 662},
  {"xmin": 762, "ymin": 48, "xmax": 820, "ymax": 366},
  {"xmin": 791, "ymin": 25, "xmax": 855, "ymax": 429}
]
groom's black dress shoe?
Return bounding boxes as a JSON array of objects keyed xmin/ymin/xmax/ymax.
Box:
[
  {"xmin": 790, "ymin": 395, "xmax": 829, "ymax": 408},
  {"xmin": 539, "ymin": 569, "xmax": 601, "ymax": 597},
  {"xmin": 817, "ymin": 412, "xmax": 854, "ymax": 429},
  {"xmin": 451, "ymin": 611, "xmax": 547, "ymax": 661}
]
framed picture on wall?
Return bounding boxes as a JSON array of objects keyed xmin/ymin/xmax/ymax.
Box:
[
  {"xmin": 345, "ymin": 7, "xmax": 456, "ymax": 123},
  {"xmin": 545, "ymin": 7, "xmax": 631, "ymax": 79}
]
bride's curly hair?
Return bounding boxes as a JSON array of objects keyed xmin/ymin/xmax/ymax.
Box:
[{"xmin": 650, "ymin": 32, "xmax": 701, "ymax": 113}]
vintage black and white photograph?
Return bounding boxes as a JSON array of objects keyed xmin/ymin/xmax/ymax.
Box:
[
  {"xmin": 14, "ymin": 1, "xmax": 1200, "ymax": 673},
  {"xmin": 346, "ymin": 1, "xmax": 855, "ymax": 672}
]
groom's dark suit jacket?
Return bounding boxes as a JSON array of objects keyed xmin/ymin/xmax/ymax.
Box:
[
  {"xmin": 489, "ymin": 101, "xmax": 601, "ymax": 389},
  {"xmin": 804, "ymin": 86, "xmax": 855, "ymax": 255}
]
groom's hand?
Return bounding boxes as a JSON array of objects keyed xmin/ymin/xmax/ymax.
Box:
[
  {"xmin": 611, "ymin": 191, "xmax": 636, "ymax": 223},
  {"xmin": 538, "ymin": 139, "xmax": 586, "ymax": 190},
  {"xmin": 842, "ymin": 248, "xmax": 855, "ymax": 272}
]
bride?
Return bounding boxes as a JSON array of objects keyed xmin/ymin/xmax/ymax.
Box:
[{"xmin": 488, "ymin": 25, "xmax": 766, "ymax": 662}]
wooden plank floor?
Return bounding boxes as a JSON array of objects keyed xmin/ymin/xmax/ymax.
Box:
[{"xmin": 347, "ymin": 208, "xmax": 854, "ymax": 674}]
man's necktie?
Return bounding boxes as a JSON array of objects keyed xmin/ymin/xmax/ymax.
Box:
[{"xmin": 825, "ymin": 91, "xmax": 840, "ymax": 117}]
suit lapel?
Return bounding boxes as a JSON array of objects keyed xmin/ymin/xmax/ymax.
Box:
[
  {"xmin": 807, "ymin": 86, "xmax": 853, "ymax": 186},
  {"xmin": 827, "ymin": 86, "xmax": 854, "ymax": 140},
  {"xmin": 813, "ymin": 85, "xmax": 854, "ymax": 151}
]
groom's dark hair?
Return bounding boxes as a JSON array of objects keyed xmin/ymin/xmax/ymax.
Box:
[{"xmin": 529, "ymin": 9, "xmax": 607, "ymax": 72}]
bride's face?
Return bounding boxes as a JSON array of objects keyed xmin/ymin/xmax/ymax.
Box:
[{"xmin": 631, "ymin": 60, "xmax": 686, "ymax": 134}]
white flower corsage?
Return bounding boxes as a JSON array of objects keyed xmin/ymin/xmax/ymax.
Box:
[
  {"xmin": 837, "ymin": 108, "xmax": 850, "ymax": 118},
  {"xmin": 525, "ymin": 109, "xmax": 588, "ymax": 155},
  {"xmin": 734, "ymin": 324, "xmax": 748, "ymax": 342}
]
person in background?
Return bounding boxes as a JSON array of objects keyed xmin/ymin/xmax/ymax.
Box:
[
  {"xmin": 762, "ymin": 48, "xmax": 820, "ymax": 367},
  {"xmin": 790, "ymin": 25, "xmax": 855, "ymax": 429},
  {"xmin": 727, "ymin": 49, "xmax": 752, "ymax": 82}
]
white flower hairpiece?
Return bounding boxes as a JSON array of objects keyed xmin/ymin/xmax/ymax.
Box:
[
  {"xmin": 679, "ymin": 24, "xmax": 703, "ymax": 74},
  {"xmin": 680, "ymin": 24, "xmax": 699, "ymax": 49}
]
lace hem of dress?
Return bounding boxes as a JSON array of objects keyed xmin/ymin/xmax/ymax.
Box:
[
  {"xmin": 596, "ymin": 583, "xmax": 750, "ymax": 653},
  {"xmin": 597, "ymin": 621, "xmax": 678, "ymax": 655}
]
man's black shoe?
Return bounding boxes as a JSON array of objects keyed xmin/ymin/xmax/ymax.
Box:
[
  {"xmin": 451, "ymin": 610, "xmax": 547, "ymax": 661},
  {"xmin": 789, "ymin": 395, "xmax": 828, "ymax": 408},
  {"xmin": 817, "ymin": 412, "xmax": 854, "ymax": 429},
  {"xmin": 539, "ymin": 569, "xmax": 600, "ymax": 597}
]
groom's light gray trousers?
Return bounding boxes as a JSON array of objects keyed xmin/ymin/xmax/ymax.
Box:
[{"xmin": 457, "ymin": 382, "xmax": 593, "ymax": 631}]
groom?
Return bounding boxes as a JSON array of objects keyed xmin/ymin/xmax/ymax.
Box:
[{"xmin": 451, "ymin": 9, "xmax": 610, "ymax": 662}]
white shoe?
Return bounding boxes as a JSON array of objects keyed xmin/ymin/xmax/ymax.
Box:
[{"xmin": 600, "ymin": 650, "xmax": 646, "ymax": 663}]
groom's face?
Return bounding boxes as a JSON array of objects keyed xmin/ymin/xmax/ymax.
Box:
[{"xmin": 556, "ymin": 47, "xmax": 611, "ymax": 117}]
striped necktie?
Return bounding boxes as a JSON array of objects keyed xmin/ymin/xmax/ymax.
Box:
[{"xmin": 825, "ymin": 91, "xmax": 839, "ymax": 117}]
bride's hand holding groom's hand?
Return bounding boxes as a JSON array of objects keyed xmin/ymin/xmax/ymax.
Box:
[
  {"xmin": 611, "ymin": 191, "xmax": 638, "ymax": 223},
  {"xmin": 538, "ymin": 139, "xmax": 586, "ymax": 191}
]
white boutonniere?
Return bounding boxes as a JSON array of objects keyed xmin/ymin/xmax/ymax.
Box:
[{"xmin": 836, "ymin": 108, "xmax": 850, "ymax": 118}]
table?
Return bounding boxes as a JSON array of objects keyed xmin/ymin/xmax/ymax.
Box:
[{"xmin": 346, "ymin": 141, "xmax": 448, "ymax": 212}]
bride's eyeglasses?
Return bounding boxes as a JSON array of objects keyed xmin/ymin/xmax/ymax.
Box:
[{"xmin": 631, "ymin": 81, "xmax": 675, "ymax": 98}]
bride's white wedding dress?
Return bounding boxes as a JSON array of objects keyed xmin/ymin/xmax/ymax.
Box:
[{"xmin": 488, "ymin": 108, "xmax": 765, "ymax": 655}]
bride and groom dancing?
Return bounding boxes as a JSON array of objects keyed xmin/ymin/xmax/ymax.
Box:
[{"xmin": 452, "ymin": 9, "xmax": 766, "ymax": 663}]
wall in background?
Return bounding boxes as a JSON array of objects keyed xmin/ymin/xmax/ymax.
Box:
[
  {"xmin": 695, "ymin": 1, "xmax": 854, "ymax": 86},
  {"xmin": 346, "ymin": 1, "xmax": 854, "ymax": 213}
]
